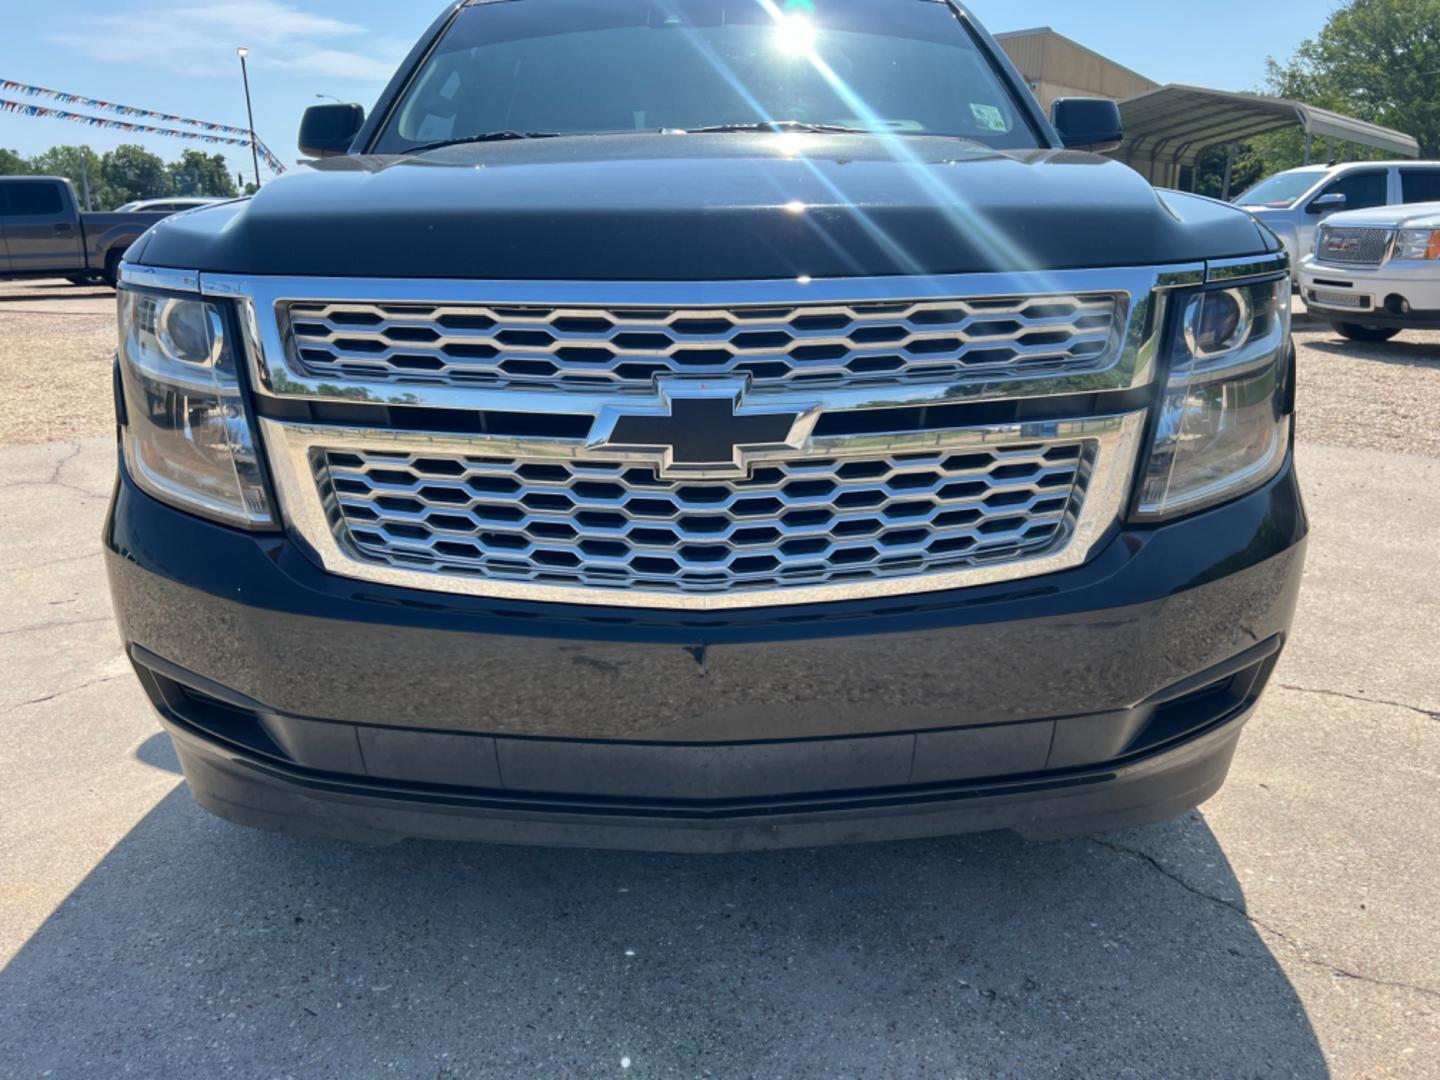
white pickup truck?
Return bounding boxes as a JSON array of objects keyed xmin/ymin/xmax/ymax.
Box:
[{"xmin": 1300, "ymin": 201, "xmax": 1440, "ymax": 341}]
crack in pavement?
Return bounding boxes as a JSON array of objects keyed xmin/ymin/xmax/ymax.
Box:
[
  {"xmin": 0, "ymin": 615, "xmax": 113, "ymax": 639},
  {"xmin": 47, "ymin": 442, "xmax": 82, "ymax": 485},
  {"xmin": 1089, "ymin": 836, "xmax": 1440, "ymax": 1001},
  {"xmin": 1276, "ymin": 683, "xmax": 1440, "ymax": 722},
  {"xmin": 10, "ymin": 550, "xmax": 103, "ymax": 573},
  {"xmin": 10, "ymin": 672, "xmax": 129, "ymax": 711},
  {"xmin": 0, "ymin": 479, "xmax": 111, "ymax": 502},
  {"xmin": 0, "ymin": 442, "xmax": 113, "ymax": 502}
]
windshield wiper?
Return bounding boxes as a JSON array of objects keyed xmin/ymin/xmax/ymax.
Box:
[
  {"xmin": 403, "ymin": 131, "xmax": 562, "ymax": 154},
  {"xmin": 684, "ymin": 121, "xmax": 868, "ymax": 135}
]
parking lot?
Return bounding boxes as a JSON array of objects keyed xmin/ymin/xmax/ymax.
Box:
[{"xmin": 0, "ymin": 277, "xmax": 1436, "ymax": 1077}]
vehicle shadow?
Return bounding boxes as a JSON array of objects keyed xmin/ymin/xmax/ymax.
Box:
[
  {"xmin": 1301, "ymin": 335, "xmax": 1440, "ymax": 368},
  {"xmin": 0, "ymin": 284, "xmax": 114, "ymax": 303},
  {"xmin": 0, "ymin": 734, "xmax": 1327, "ymax": 1077}
]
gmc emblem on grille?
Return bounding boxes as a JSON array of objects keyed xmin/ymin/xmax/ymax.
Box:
[{"xmin": 587, "ymin": 378, "xmax": 821, "ymax": 479}]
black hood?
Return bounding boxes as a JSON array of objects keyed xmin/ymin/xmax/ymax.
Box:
[{"xmin": 132, "ymin": 133, "xmax": 1272, "ymax": 280}]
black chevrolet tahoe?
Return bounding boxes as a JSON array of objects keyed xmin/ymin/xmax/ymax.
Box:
[{"xmin": 106, "ymin": 0, "xmax": 1305, "ymax": 851}]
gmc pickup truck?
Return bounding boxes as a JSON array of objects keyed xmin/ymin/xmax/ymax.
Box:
[
  {"xmin": 0, "ymin": 176, "xmax": 165, "ymax": 285},
  {"xmin": 107, "ymin": 0, "xmax": 1306, "ymax": 851}
]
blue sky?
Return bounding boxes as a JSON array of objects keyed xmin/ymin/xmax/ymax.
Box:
[{"xmin": 0, "ymin": 0, "xmax": 1324, "ymax": 182}]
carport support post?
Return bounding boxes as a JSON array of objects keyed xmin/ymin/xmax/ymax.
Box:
[
  {"xmin": 1221, "ymin": 142, "xmax": 1237, "ymax": 201},
  {"xmin": 1304, "ymin": 131, "xmax": 1314, "ymax": 165}
]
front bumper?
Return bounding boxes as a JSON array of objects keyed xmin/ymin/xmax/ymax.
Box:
[
  {"xmin": 107, "ymin": 452, "xmax": 1307, "ymax": 850},
  {"xmin": 1300, "ymin": 260, "xmax": 1440, "ymax": 327}
]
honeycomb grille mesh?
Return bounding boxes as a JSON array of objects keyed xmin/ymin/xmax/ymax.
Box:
[
  {"xmin": 283, "ymin": 295, "xmax": 1122, "ymax": 391},
  {"xmin": 1317, "ymin": 226, "xmax": 1393, "ymax": 266},
  {"xmin": 315, "ymin": 441, "xmax": 1094, "ymax": 595}
]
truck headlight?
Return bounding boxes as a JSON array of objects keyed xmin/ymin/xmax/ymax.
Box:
[
  {"xmin": 1394, "ymin": 229, "xmax": 1440, "ymax": 261},
  {"xmin": 116, "ymin": 289, "xmax": 273, "ymax": 526},
  {"xmin": 1135, "ymin": 277, "xmax": 1291, "ymax": 519}
]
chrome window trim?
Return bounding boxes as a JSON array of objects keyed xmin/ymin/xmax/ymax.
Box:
[
  {"xmin": 199, "ymin": 267, "xmax": 1202, "ymax": 413},
  {"xmin": 259, "ymin": 410, "xmax": 1146, "ymax": 611}
]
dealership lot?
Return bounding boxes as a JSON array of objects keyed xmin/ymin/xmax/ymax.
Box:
[{"xmin": 0, "ymin": 278, "xmax": 1436, "ymax": 1077}]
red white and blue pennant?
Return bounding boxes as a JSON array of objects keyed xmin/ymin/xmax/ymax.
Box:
[{"xmin": 0, "ymin": 79, "xmax": 286, "ymax": 174}]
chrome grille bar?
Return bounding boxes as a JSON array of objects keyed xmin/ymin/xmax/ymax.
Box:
[
  {"xmin": 282, "ymin": 293, "xmax": 1122, "ymax": 391},
  {"xmin": 259, "ymin": 412, "xmax": 1146, "ymax": 610},
  {"xmin": 208, "ymin": 266, "xmax": 1194, "ymax": 413},
  {"xmin": 318, "ymin": 441, "xmax": 1088, "ymax": 594}
]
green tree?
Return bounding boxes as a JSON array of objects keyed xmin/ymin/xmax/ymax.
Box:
[
  {"xmin": 1265, "ymin": 0, "xmax": 1440, "ymax": 157},
  {"xmin": 28, "ymin": 144, "xmax": 123, "ymax": 209},
  {"xmin": 0, "ymin": 147, "xmax": 30, "ymax": 175},
  {"xmin": 1191, "ymin": 0, "xmax": 1436, "ymax": 198},
  {"xmin": 167, "ymin": 150, "xmax": 239, "ymax": 198},
  {"xmin": 102, "ymin": 143, "xmax": 173, "ymax": 204}
]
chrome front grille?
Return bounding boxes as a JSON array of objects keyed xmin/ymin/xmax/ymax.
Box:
[
  {"xmin": 209, "ymin": 264, "xmax": 1212, "ymax": 609},
  {"xmin": 1317, "ymin": 226, "xmax": 1392, "ymax": 266},
  {"xmin": 282, "ymin": 293, "xmax": 1123, "ymax": 391},
  {"xmin": 315, "ymin": 439, "xmax": 1092, "ymax": 595}
]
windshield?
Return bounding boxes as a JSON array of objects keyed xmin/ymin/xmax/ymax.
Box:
[
  {"xmin": 1234, "ymin": 170, "xmax": 1323, "ymax": 209},
  {"xmin": 372, "ymin": 0, "xmax": 1039, "ymax": 153}
]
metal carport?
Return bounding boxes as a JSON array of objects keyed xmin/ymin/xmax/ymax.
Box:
[{"xmin": 1113, "ymin": 85, "xmax": 1420, "ymax": 194}]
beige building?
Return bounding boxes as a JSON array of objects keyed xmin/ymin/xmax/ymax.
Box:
[
  {"xmin": 994, "ymin": 27, "xmax": 1418, "ymax": 192},
  {"xmin": 995, "ymin": 27, "xmax": 1157, "ymax": 111}
]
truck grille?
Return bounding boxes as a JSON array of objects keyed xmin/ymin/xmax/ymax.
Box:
[
  {"xmin": 283, "ymin": 294, "xmax": 1122, "ymax": 391},
  {"xmin": 1316, "ymin": 226, "xmax": 1392, "ymax": 266},
  {"xmin": 225, "ymin": 264, "xmax": 1188, "ymax": 608},
  {"xmin": 315, "ymin": 440, "xmax": 1093, "ymax": 595}
]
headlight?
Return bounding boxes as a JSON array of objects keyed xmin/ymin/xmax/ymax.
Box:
[
  {"xmin": 1394, "ymin": 229, "xmax": 1440, "ymax": 261},
  {"xmin": 116, "ymin": 289, "xmax": 273, "ymax": 526},
  {"xmin": 1135, "ymin": 277, "xmax": 1291, "ymax": 519}
]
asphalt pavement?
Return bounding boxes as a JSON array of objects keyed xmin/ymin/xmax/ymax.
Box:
[{"xmin": 0, "ymin": 283, "xmax": 1436, "ymax": 1078}]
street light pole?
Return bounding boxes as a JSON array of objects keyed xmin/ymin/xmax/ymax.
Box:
[{"xmin": 236, "ymin": 46, "xmax": 261, "ymax": 191}]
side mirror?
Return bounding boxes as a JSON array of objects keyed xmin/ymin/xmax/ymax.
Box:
[
  {"xmin": 1307, "ymin": 192, "xmax": 1347, "ymax": 215},
  {"xmin": 299, "ymin": 104, "xmax": 365, "ymax": 159},
  {"xmin": 1050, "ymin": 98, "xmax": 1123, "ymax": 154}
]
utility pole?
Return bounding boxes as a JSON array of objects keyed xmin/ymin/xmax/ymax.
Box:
[
  {"xmin": 236, "ymin": 46, "xmax": 261, "ymax": 191},
  {"xmin": 1220, "ymin": 141, "xmax": 1237, "ymax": 202}
]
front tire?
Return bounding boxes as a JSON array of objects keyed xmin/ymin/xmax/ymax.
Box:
[
  {"xmin": 102, "ymin": 249, "xmax": 124, "ymax": 288},
  {"xmin": 1331, "ymin": 321, "xmax": 1400, "ymax": 343}
]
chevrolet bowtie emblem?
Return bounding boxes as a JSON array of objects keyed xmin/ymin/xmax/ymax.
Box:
[{"xmin": 586, "ymin": 378, "xmax": 820, "ymax": 479}]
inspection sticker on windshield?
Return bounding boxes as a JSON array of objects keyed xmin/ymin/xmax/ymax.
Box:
[{"xmin": 969, "ymin": 103, "xmax": 1007, "ymax": 132}]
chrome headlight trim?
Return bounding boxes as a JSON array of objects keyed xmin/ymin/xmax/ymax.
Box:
[
  {"xmin": 115, "ymin": 277, "xmax": 274, "ymax": 528},
  {"xmin": 1134, "ymin": 272, "xmax": 1291, "ymax": 521}
]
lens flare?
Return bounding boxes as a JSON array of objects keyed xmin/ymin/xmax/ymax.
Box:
[{"xmin": 773, "ymin": 15, "xmax": 815, "ymax": 55}]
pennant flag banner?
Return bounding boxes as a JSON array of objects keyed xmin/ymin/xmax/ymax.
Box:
[
  {"xmin": 0, "ymin": 82, "xmax": 286, "ymax": 174},
  {"xmin": 1, "ymin": 78, "xmax": 252, "ymax": 138}
]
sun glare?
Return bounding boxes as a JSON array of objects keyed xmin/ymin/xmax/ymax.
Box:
[{"xmin": 773, "ymin": 15, "xmax": 816, "ymax": 56}]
